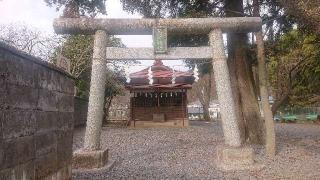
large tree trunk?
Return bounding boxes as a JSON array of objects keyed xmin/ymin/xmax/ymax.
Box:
[
  {"xmin": 203, "ymin": 104, "xmax": 211, "ymax": 121},
  {"xmin": 253, "ymin": 0, "xmax": 276, "ymax": 156},
  {"xmin": 225, "ymin": 0, "xmax": 265, "ymax": 144},
  {"xmin": 204, "ymin": 72, "xmax": 213, "ymax": 121},
  {"xmin": 188, "ymin": 73, "xmax": 213, "ymax": 121},
  {"xmin": 271, "ymin": 94, "xmax": 289, "ymax": 115},
  {"xmin": 198, "ymin": 73, "xmax": 212, "ymax": 121}
]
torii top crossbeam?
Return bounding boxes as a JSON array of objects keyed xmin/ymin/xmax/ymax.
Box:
[{"xmin": 53, "ymin": 17, "xmax": 262, "ymax": 35}]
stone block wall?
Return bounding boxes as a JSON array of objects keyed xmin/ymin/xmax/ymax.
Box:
[
  {"xmin": 0, "ymin": 43, "xmax": 75, "ymax": 180},
  {"xmin": 74, "ymin": 97, "xmax": 88, "ymax": 127}
]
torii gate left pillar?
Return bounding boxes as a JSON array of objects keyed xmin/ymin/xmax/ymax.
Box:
[{"xmin": 73, "ymin": 30, "xmax": 110, "ymax": 169}]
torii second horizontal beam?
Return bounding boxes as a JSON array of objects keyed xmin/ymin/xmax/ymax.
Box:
[
  {"xmin": 53, "ymin": 17, "xmax": 262, "ymax": 35},
  {"xmin": 106, "ymin": 47, "xmax": 212, "ymax": 60}
]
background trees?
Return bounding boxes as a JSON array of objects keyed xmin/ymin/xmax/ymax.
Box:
[
  {"xmin": 0, "ymin": 23, "xmax": 62, "ymax": 61},
  {"xmin": 52, "ymin": 34, "xmax": 127, "ymax": 97},
  {"xmin": 53, "ymin": 33, "xmax": 137, "ymax": 123},
  {"xmin": 279, "ymin": 0, "xmax": 320, "ymax": 35},
  {"xmin": 44, "ymin": 0, "xmax": 107, "ymax": 17},
  {"xmin": 267, "ymin": 30, "xmax": 320, "ymax": 112},
  {"xmin": 184, "ymin": 59, "xmax": 214, "ymax": 121},
  {"xmin": 188, "ymin": 72, "xmax": 216, "ymax": 121}
]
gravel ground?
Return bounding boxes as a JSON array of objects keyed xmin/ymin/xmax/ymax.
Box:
[{"xmin": 72, "ymin": 121, "xmax": 320, "ymax": 179}]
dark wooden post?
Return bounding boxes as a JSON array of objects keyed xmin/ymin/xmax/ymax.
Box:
[{"xmin": 182, "ymin": 91, "xmax": 185, "ymax": 126}]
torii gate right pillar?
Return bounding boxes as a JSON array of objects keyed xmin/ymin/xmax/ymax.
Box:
[{"xmin": 210, "ymin": 29, "xmax": 258, "ymax": 171}]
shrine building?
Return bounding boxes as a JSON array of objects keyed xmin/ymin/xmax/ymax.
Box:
[{"xmin": 126, "ymin": 59, "xmax": 194, "ymax": 127}]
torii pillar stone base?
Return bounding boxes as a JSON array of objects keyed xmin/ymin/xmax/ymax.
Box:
[
  {"xmin": 72, "ymin": 149, "xmax": 109, "ymax": 169},
  {"xmin": 72, "ymin": 30, "xmax": 110, "ymax": 170},
  {"xmin": 210, "ymin": 29, "xmax": 261, "ymax": 171}
]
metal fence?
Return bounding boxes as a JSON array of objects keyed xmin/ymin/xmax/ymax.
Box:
[
  {"xmin": 187, "ymin": 106, "xmax": 221, "ymax": 120},
  {"xmin": 275, "ymin": 106, "xmax": 319, "ymax": 122}
]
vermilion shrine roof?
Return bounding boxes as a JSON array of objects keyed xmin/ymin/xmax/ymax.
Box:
[{"xmin": 126, "ymin": 60, "xmax": 194, "ymax": 90}]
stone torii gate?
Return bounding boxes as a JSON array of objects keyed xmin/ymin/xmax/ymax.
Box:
[{"xmin": 54, "ymin": 17, "xmax": 263, "ymax": 170}]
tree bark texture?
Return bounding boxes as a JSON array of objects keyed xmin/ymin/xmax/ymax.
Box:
[
  {"xmin": 203, "ymin": 72, "xmax": 212, "ymax": 121},
  {"xmin": 203, "ymin": 104, "xmax": 211, "ymax": 121},
  {"xmin": 193, "ymin": 73, "xmax": 212, "ymax": 121},
  {"xmin": 225, "ymin": 0, "xmax": 265, "ymax": 144}
]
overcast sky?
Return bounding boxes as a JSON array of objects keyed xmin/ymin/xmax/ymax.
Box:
[{"xmin": 0, "ymin": 0, "xmax": 187, "ymax": 72}]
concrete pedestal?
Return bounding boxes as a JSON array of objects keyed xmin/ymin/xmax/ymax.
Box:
[
  {"xmin": 216, "ymin": 146, "xmax": 264, "ymax": 171},
  {"xmin": 72, "ymin": 148, "xmax": 108, "ymax": 169}
]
